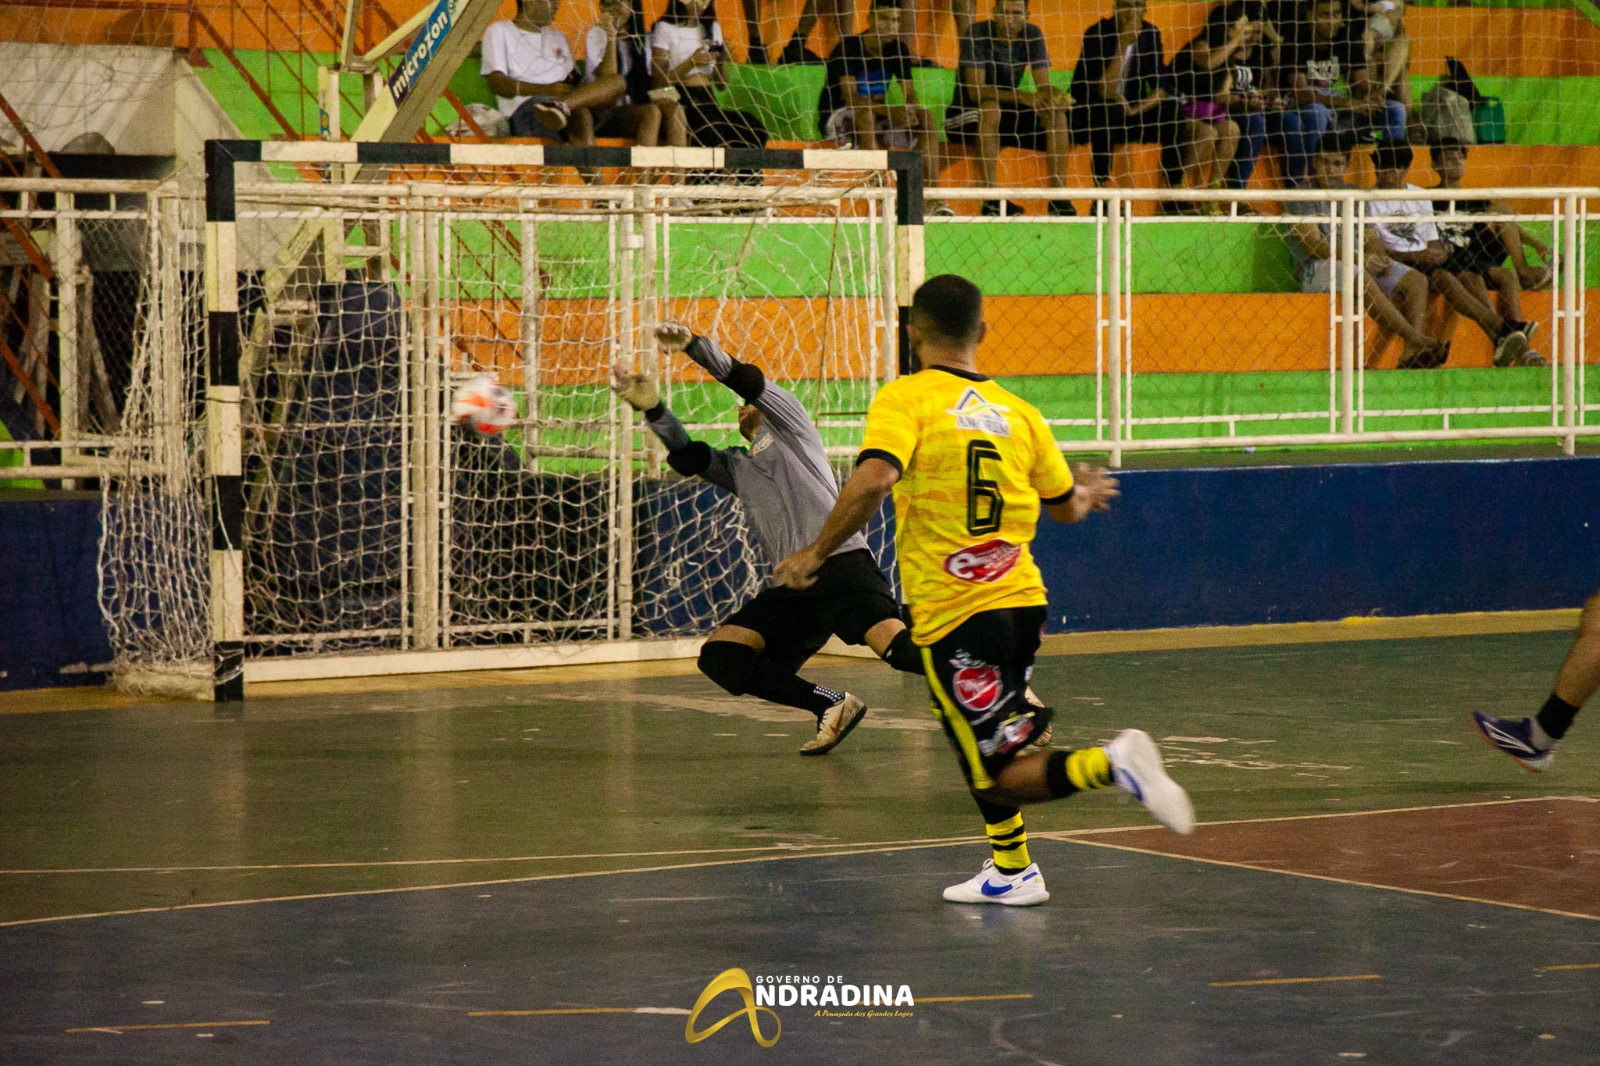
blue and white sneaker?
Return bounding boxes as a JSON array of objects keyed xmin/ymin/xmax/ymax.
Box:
[
  {"xmin": 1105, "ymin": 729, "xmax": 1195, "ymax": 835},
  {"xmin": 1471, "ymin": 711, "xmax": 1554, "ymax": 772},
  {"xmin": 943, "ymin": 859, "xmax": 1050, "ymax": 906}
]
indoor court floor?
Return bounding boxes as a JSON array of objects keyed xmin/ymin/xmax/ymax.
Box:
[{"xmin": 2, "ymin": 615, "xmax": 1597, "ymax": 1064}]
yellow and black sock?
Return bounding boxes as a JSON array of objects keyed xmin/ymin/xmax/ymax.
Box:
[
  {"xmin": 1046, "ymin": 748, "xmax": 1113, "ymax": 797},
  {"xmin": 975, "ymin": 798, "xmax": 1031, "ymax": 875}
]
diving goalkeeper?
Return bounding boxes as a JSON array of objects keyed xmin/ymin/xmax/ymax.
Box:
[{"xmin": 610, "ymin": 322, "xmax": 924, "ymax": 756}]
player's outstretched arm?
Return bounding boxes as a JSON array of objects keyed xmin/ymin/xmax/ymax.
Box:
[
  {"xmin": 1042, "ymin": 463, "xmax": 1119, "ymax": 525},
  {"xmin": 654, "ymin": 322, "xmax": 819, "ymax": 445},
  {"xmin": 772, "ymin": 457, "xmax": 900, "ymax": 589},
  {"xmin": 610, "ymin": 362, "xmax": 735, "ymax": 490}
]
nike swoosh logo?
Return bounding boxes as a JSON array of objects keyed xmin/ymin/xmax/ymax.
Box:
[
  {"xmin": 979, "ymin": 879, "xmax": 1014, "ymax": 897},
  {"xmin": 1115, "ymin": 769, "xmax": 1144, "ymax": 802}
]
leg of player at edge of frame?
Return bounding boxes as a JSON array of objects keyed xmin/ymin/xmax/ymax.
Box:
[{"xmin": 1472, "ymin": 587, "xmax": 1600, "ymax": 773}]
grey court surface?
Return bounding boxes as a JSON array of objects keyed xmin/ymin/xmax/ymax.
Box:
[{"xmin": 2, "ymin": 627, "xmax": 1597, "ymax": 1064}]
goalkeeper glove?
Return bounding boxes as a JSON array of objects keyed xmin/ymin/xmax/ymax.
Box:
[{"xmin": 610, "ymin": 362, "xmax": 660, "ymax": 411}]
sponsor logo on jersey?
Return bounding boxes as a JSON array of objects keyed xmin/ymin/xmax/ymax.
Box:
[
  {"xmin": 946, "ymin": 387, "xmax": 1011, "ymax": 437},
  {"xmin": 749, "ymin": 429, "xmax": 775, "ymax": 456},
  {"xmin": 943, "ymin": 539, "xmax": 1021, "ymax": 583},
  {"xmin": 978, "ymin": 713, "xmax": 1038, "ymax": 757},
  {"xmin": 952, "ymin": 661, "xmax": 1002, "ymax": 713}
]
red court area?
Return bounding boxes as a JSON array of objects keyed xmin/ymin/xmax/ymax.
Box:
[{"xmin": 1093, "ymin": 797, "xmax": 1600, "ymax": 920}]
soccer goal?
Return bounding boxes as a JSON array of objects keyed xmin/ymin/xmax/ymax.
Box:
[{"xmin": 100, "ymin": 141, "xmax": 922, "ymax": 699}]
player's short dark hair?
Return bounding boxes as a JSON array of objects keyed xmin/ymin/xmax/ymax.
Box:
[
  {"xmin": 1373, "ymin": 140, "xmax": 1414, "ymax": 172},
  {"xmin": 911, "ymin": 275, "xmax": 984, "ymax": 345},
  {"xmin": 1429, "ymin": 138, "xmax": 1470, "ymax": 164},
  {"xmin": 1316, "ymin": 128, "xmax": 1360, "ymax": 159}
]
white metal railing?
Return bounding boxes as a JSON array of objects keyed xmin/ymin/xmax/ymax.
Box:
[
  {"xmin": 0, "ymin": 177, "xmax": 176, "ymax": 482},
  {"xmin": 930, "ymin": 185, "xmax": 1597, "ymax": 464}
]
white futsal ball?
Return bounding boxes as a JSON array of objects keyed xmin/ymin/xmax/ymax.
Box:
[{"xmin": 451, "ymin": 374, "xmax": 517, "ymax": 435}]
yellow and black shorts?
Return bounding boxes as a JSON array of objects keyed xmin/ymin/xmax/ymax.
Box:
[{"xmin": 920, "ymin": 605, "xmax": 1051, "ymax": 791}]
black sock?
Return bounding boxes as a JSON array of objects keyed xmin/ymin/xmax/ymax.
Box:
[
  {"xmin": 881, "ymin": 629, "xmax": 923, "ymax": 675},
  {"xmin": 744, "ymin": 673, "xmax": 842, "ymax": 718},
  {"xmin": 1536, "ymin": 693, "xmax": 1580, "ymax": 740}
]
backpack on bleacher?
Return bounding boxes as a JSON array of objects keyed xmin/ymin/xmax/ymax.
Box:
[{"xmin": 1416, "ymin": 83, "xmax": 1477, "ymax": 146}]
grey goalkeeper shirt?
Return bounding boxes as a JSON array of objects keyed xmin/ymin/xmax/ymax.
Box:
[{"xmin": 641, "ymin": 334, "xmax": 870, "ymax": 568}]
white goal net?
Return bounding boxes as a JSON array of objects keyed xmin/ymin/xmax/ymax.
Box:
[{"xmin": 99, "ymin": 142, "xmax": 907, "ymax": 696}]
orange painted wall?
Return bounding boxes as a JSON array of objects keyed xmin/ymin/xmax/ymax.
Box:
[{"xmin": 448, "ymin": 288, "xmax": 1596, "ymax": 384}]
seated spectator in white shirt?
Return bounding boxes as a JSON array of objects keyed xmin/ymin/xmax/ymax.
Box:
[
  {"xmin": 585, "ymin": 0, "xmax": 687, "ymax": 147},
  {"xmin": 481, "ymin": 0, "xmax": 626, "ymax": 144},
  {"xmin": 1368, "ymin": 141, "xmax": 1533, "ymax": 367},
  {"xmin": 650, "ymin": 0, "xmax": 769, "ymax": 152},
  {"xmin": 1282, "ymin": 130, "xmax": 1443, "ymax": 369}
]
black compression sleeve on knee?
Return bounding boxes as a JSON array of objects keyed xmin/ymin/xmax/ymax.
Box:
[
  {"xmin": 881, "ymin": 629, "xmax": 924, "ymax": 675},
  {"xmin": 666, "ymin": 440, "xmax": 713, "ymax": 478},
  {"xmin": 698, "ymin": 640, "xmax": 759, "ymax": 695},
  {"xmin": 1046, "ymin": 750, "xmax": 1077, "ymax": 798},
  {"xmin": 720, "ymin": 359, "xmax": 766, "ymax": 404}
]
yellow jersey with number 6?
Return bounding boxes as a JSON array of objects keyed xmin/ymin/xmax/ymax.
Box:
[{"xmin": 859, "ymin": 366, "xmax": 1075, "ymax": 645}]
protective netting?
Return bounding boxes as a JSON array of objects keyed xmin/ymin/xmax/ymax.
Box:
[{"xmin": 4, "ymin": 1, "xmax": 1596, "ymax": 194}]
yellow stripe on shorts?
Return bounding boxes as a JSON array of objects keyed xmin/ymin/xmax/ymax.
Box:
[{"xmin": 921, "ymin": 646, "xmax": 995, "ymax": 791}]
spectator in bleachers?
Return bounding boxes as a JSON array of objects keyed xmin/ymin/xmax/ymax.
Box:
[
  {"xmin": 1282, "ymin": 131, "xmax": 1446, "ymax": 368},
  {"xmin": 585, "ymin": 0, "xmax": 688, "ymax": 148},
  {"xmin": 1280, "ymin": 0, "xmax": 1405, "ymax": 155},
  {"xmin": 1172, "ymin": 1, "xmax": 1270, "ymax": 197},
  {"xmin": 819, "ymin": 0, "xmax": 951, "ymax": 213},
  {"xmin": 651, "ymin": 0, "xmax": 770, "ymax": 151},
  {"xmin": 1350, "ymin": 0, "xmax": 1410, "ymax": 112},
  {"xmin": 1070, "ymin": 0, "xmax": 1207, "ymax": 205},
  {"xmin": 945, "ymin": 0, "xmax": 1074, "ymax": 216},
  {"xmin": 1367, "ymin": 141, "xmax": 1534, "ymax": 366},
  {"xmin": 1430, "ymin": 140, "xmax": 1552, "ymax": 292},
  {"xmin": 1428, "ymin": 140, "xmax": 1551, "ymax": 364},
  {"xmin": 482, "ymin": 0, "xmax": 626, "ymax": 144}
]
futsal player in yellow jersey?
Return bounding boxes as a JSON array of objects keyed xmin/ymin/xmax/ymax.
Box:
[{"xmin": 774, "ymin": 274, "xmax": 1194, "ymax": 906}]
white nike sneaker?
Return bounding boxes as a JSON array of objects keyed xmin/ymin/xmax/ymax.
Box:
[
  {"xmin": 1104, "ymin": 729, "xmax": 1195, "ymax": 835},
  {"xmin": 942, "ymin": 858, "xmax": 1050, "ymax": 906},
  {"xmin": 799, "ymin": 694, "xmax": 867, "ymax": 755}
]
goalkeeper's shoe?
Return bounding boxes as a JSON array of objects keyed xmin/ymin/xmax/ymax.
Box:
[
  {"xmin": 799, "ymin": 694, "xmax": 866, "ymax": 755},
  {"xmin": 1471, "ymin": 711, "xmax": 1554, "ymax": 772}
]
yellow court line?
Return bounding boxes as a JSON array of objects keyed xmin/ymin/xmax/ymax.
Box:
[
  {"xmin": 469, "ymin": 995, "xmax": 1029, "ymax": 1017},
  {"xmin": 1035, "ymin": 609, "xmax": 1579, "ymax": 659},
  {"xmin": 1539, "ymin": 963, "xmax": 1600, "ymax": 972},
  {"xmin": 1062, "ymin": 838, "xmax": 1600, "ymax": 924},
  {"xmin": 66, "ymin": 1020, "xmax": 269, "ymax": 1033},
  {"xmin": 470, "ymin": 1008, "xmax": 646, "ymax": 1017},
  {"xmin": 1210, "ymin": 975, "xmax": 1381, "ymax": 988}
]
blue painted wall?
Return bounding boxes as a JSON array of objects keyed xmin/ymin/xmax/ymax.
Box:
[
  {"xmin": 0, "ymin": 494, "xmax": 112, "ymax": 691},
  {"xmin": 3, "ymin": 456, "xmax": 1597, "ymax": 691},
  {"xmin": 1033, "ymin": 456, "xmax": 1600, "ymax": 632}
]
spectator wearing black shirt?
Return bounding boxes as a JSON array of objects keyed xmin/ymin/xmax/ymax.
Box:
[
  {"xmin": 1280, "ymin": 0, "xmax": 1404, "ymax": 155},
  {"xmin": 820, "ymin": 0, "xmax": 948, "ymax": 211},
  {"xmin": 1172, "ymin": 1, "xmax": 1271, "ymax": 194},
  {"xmin": 1070, "ymin": 0, "xmax": 1205, "ymax": 199},
  {"xmin": 1429, "ymin": 139, "xmax": 1551, "ymax": 363},
  {"xmin": 944, "ymin": 0, "xmax": 1074, "ymax": 216}
]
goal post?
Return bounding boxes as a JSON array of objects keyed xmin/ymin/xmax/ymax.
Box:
[{"xmin": 186, "ymin": 139, "xmax": 923, "ymax": 700}]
